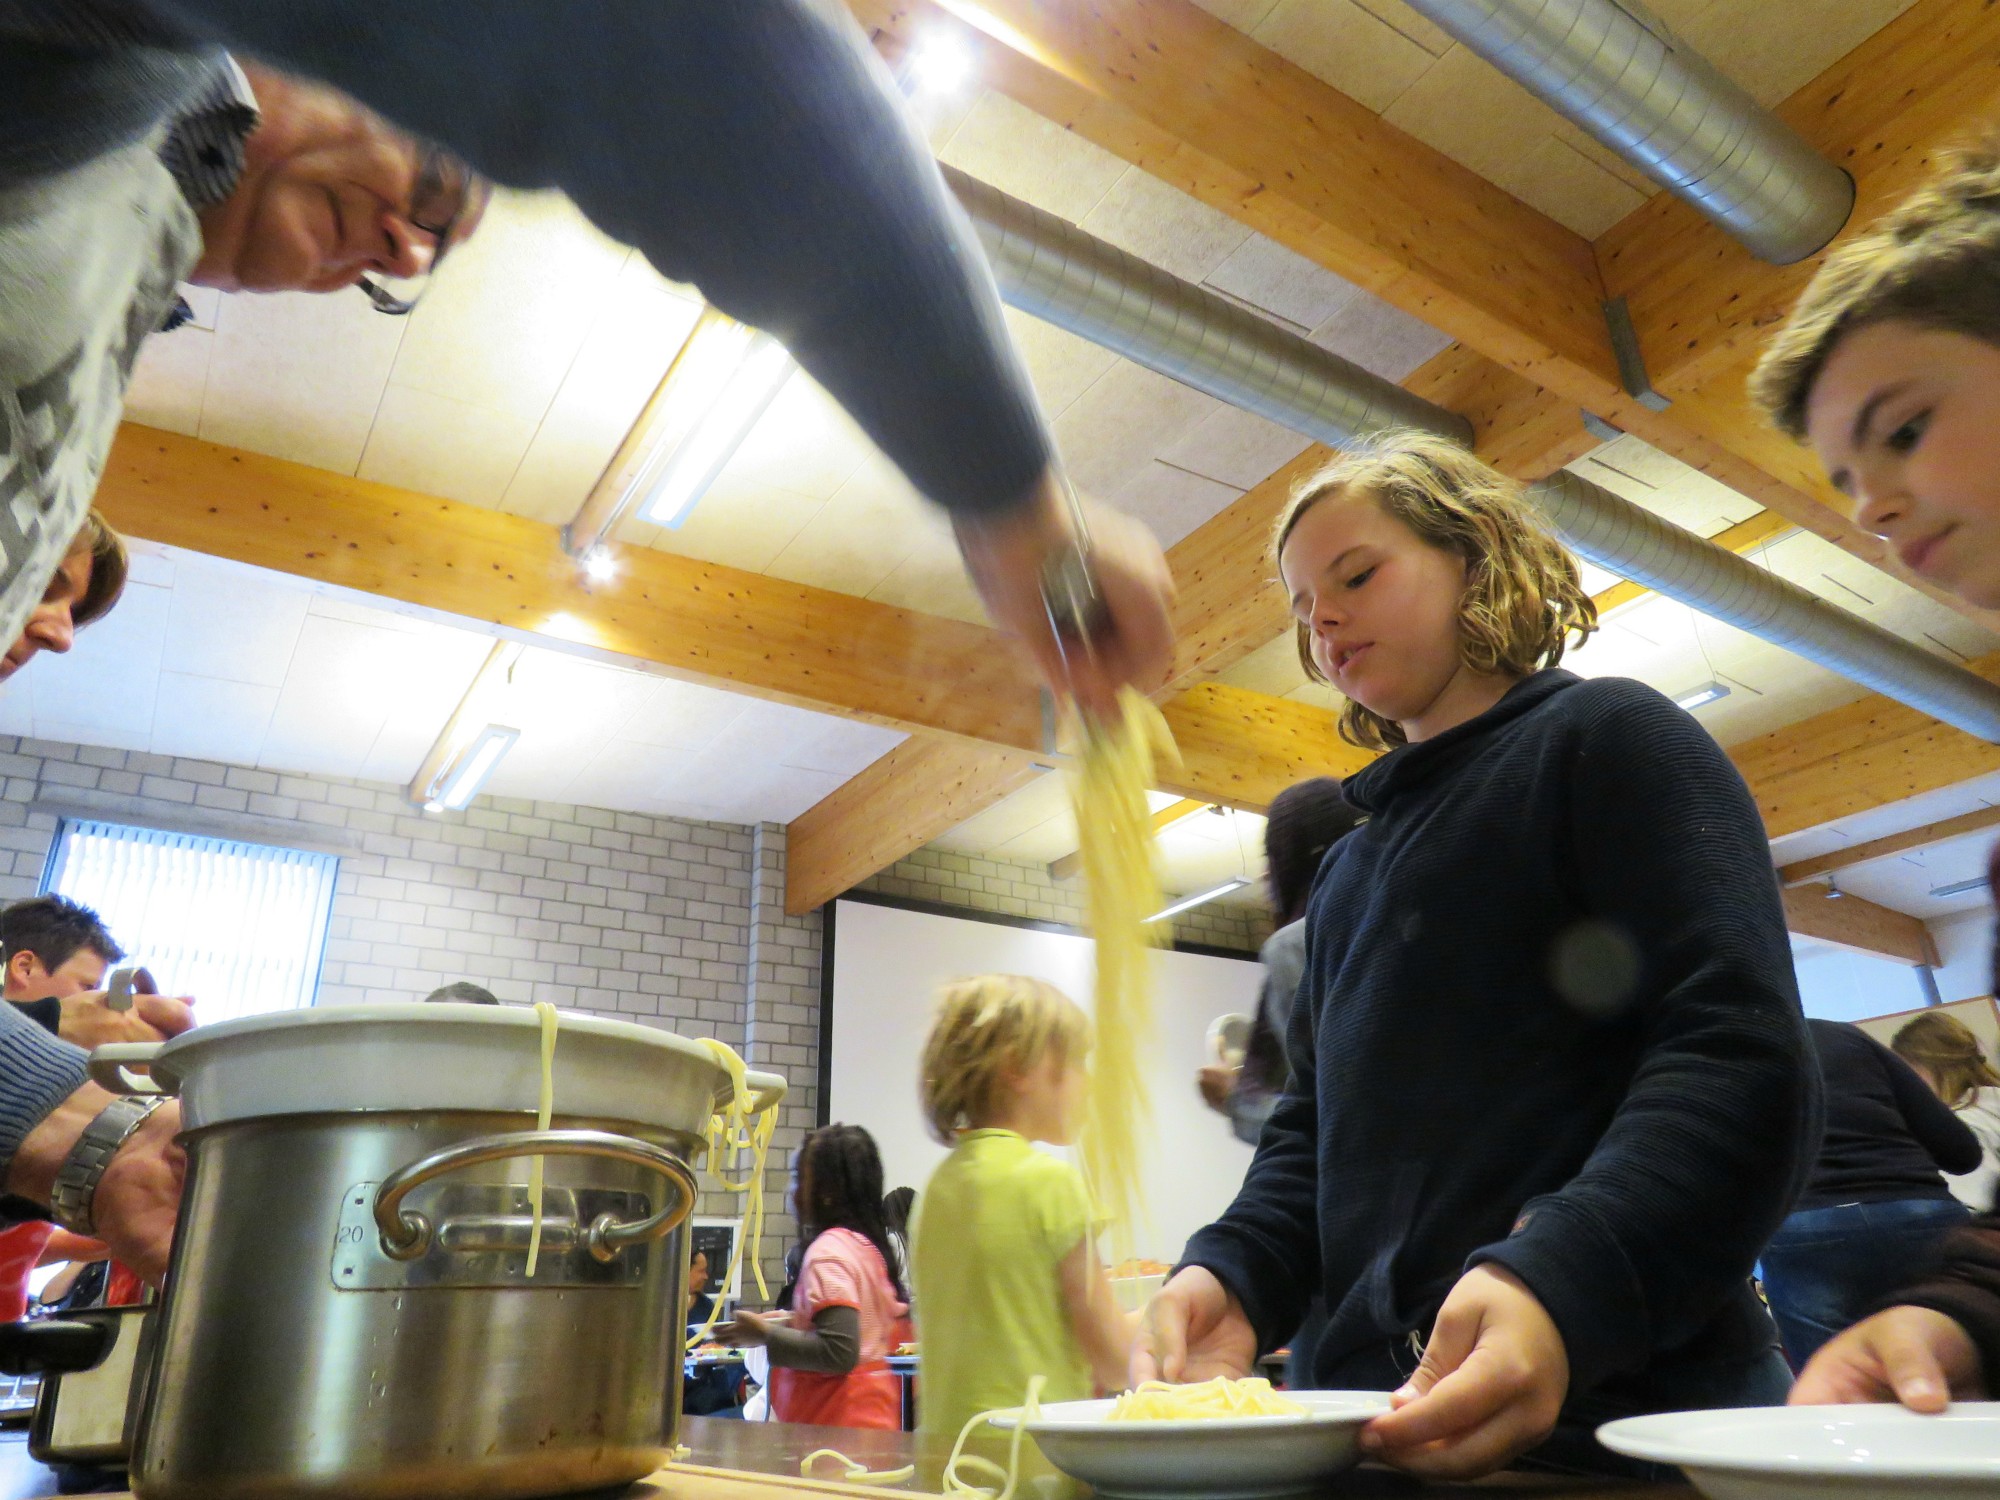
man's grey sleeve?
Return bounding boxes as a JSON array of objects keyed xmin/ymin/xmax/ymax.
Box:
[
  {"xmin": 0, "ymin": 1003, "xmax": 89, "ymax": 1205},
  {"xmin": 148, "ymin": 0, "xmax": 1056, "ymax": 523}
]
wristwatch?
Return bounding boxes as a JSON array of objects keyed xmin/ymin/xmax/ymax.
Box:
[{"xmin": 50, "ymin": 1097, "xmax": 166, "ymax": 1235}]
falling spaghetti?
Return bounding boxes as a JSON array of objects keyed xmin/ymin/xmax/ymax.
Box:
[
  {"xmin": 1108, "ymin": 1377, "xmax": 1306, "ymax": 1421},
  {"xmin": 686, "ymin": 1038, "xmax": 782, "ymax": 1349},
  {"xmin": 1067, "ymin": 689, "xmax": 1176, "ymax": 1251},
  {"xmin": 525, "ymin": 1000, "xmax": 559, "ymax": 1276}
]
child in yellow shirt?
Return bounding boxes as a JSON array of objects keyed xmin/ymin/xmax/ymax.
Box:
[{"xmin": 911, "ymin": 975, "xmax": 1131, "ymax": 1436}]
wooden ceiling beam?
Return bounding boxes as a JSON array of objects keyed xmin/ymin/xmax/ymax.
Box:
[
  {"xmin": 1778, "ymin": 803, "xmax": 2000, "ymax": 888},
  {"xmin": 1780, "ymin": 884, "xmax": 1940, "ymax": 968},
  {"xmin": 98, "ymin": 425, "xmax": 1061, "ymax": 749}
]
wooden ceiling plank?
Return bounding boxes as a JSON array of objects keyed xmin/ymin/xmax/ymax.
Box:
[
  {"xmin": 98, "ymin": 424, "xmax": 1047, "ymax": 753},
  {"xmin": 857, "ymin": 0, "xmax": 1616, "ymax": 384},
  {"xmin": 1778, "ymin": 803, "xmax": 2000, "ymax": 888},
  {"xmin": 1780, "ymin": 884, "xmax": 1940, "ymax": 967}
]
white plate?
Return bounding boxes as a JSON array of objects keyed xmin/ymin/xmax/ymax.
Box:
[
  {"xmin": 1597, "ymin": 1403, "xmax": 2000, "ymax": 1500},
  {"xmin": 993, "ymin": 1391, "xmax": 1392, "ymax": 1500}
]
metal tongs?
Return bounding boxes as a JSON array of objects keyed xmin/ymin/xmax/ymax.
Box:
[
  {"xmin": 1038, "ymin": 472, "xmax": 1113, "ymax": 698},
  {"xmin": 105, "ymin": 965, "xmax": 157, "ymax": 1014}
]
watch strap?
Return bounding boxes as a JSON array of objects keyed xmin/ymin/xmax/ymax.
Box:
[{"xmin": 50, "ymin": 1097, "xmax": 165, "ymax": 1235}]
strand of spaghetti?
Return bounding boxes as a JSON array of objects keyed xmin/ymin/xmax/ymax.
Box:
[
  {"xmin": 525, "ymin": 1000, "xmax": 558, "ymax": 1276},
  {"xmin": 941, "ymin": 1375, "xmax": 1045, "ymax": 1500},
  {"xmin": 799, "ymin": 1451, "xmax": 917, "ymax": 1485}
]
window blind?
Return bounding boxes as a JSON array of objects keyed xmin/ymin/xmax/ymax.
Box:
[{"xmin": 45, "ymin": 821, "xmax": 339, "ymax": 1024}]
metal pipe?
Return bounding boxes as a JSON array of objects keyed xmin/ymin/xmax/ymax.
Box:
[
  {"xmin": 944, "ymin": 166, "xmax": 1473, "ymax": 449},
  {"xmin": 946, "ymin": 169, "xmax": 2000, "ymax": 738},
  {"xmin": 1397, "ymin": 0, "xmax": 1852, "ymax": 263}
]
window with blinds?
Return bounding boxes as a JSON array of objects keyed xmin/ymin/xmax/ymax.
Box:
[{"xmin": 44, "ymin": 821, "xmax": 339, "ymax": 1024}]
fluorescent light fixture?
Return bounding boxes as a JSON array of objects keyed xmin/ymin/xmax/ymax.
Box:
[
  {"xmin": 908, "ymin": 32, "xmax": 973, "ymax": 92},
  {"xmin": 1930, "ymin": 875, "xmax": 1991, "ymax": 899},
  {"xmin": 633, "ymin": 317, "xmax": 793, "ymax": 530},
  {"xmin": 582, "ymin": 547, "xmax": 618, "ymax": 583},
  {"xmin": 1147, "ymin": 876, "xmax": 1252, "ymax": 924},
  {"xmin": 1674, "ymin": 681, "xmax": 1731, "ymax": 712},
  {"xmin": 426, "ymin": 724, "xmax": 520, "ymax": 813}
]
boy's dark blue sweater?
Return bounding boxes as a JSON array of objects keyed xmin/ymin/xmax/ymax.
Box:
[{"xmin": 1184, "ymin": 670, "xmax": 1821, "ymax": 1398}]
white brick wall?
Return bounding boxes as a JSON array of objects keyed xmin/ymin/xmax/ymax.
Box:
[
  {"xmin": 0, "ymin": 734, "xmax": 819, "ymax": 1280},
  {"xmin": 856, "ymin": 846, "xmax": 1273, "ymax": 953}
]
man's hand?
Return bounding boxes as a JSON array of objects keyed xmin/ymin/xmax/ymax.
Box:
[
  {"xmin": 1197, "ymin": 1064, "xmax": 1237, "ymax": 1114},
  {"xmin": 57, "ymin": 991, "xmax": 194, "ymax": 1051},
  {"xmin": 5, "ymin": 1083, "xmax": 184, "ymax": 1285},
  {"xmin": 1359, "ymin": 1264, "xmax": 1569, "ymax": 1480},
  {"xmin": 1791, "ymin": 1306, "xmax": 1985, "ymax": 1412},
  {"xmin": 956, "ymin": 470, "xmax": 1175, "ymax": 724},
  {"xmin": 1130, "ymin": 1265, "xmax": 1257, "ymax": 1387}
]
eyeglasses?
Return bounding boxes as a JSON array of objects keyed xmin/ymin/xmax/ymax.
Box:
[{"xmin": 357, "ymin": 144, "xmax": 478, "ymax": 316}]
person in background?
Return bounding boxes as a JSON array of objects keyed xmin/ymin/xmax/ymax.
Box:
[
  {"xmin": 0, "ymin": 513, "xmax": 127, "ymax": 687},
  {"xmin": 912, "ymin": 976, "xmax": 1132, "ymax": 1438},
  {"xmin": 1892, "ymin": 1011, "xmax": 2000, "ymax": 1212},
  {"xmin": 423, "ymin": 981, "xmax": 500, "ymax": 1005},
  {"xmin": 881, "ymin": 1186, "xmax": 916, "ymax": 1293},
  {"xmin": 1141, "ymin": 433, "xmax": 1817, "ymax": 1479},
  {"xmin": 686, "ymin": 1248, "xmax": 716, "ymax": 1329},
  {"xmin": 0, "ymin": 897, "xmax": 191, "ymax": 1322},
  {"xmin": 1760, "ymin": 1020, "xmax": 1978, "ymax": 1370},
  {"xmin": 721, "ymin": 1124, "xmax": 907, "ymax": 1429},
  {"xmin": 1755, "ymin": 140, "xmax": 2000, "ymax": 1415},
  {"xmin": 1198, "ymin": 778, "xmax": 1363, "ymax": 1146}
]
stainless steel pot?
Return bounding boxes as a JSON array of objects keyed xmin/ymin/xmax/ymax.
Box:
[{"xmin": 78, "ymin": 1006, "xmax": 784, "ymax": 1500}]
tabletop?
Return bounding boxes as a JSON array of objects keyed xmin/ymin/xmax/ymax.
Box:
[{"xmin": 0, "ymin": 1412, "xmax": 1702, "ymax": 1499}]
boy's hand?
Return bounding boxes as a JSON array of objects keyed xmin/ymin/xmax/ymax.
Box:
[
  {"xmin": 1130, "ymin": 1265, "xmax": 1257, "ymax": 1387},
  {"xmin": 1791, "ymin": 1306, "xmax": 1985, "ymax": 1412},
  {"xmin": 1197, "ymin": 1064, "xmax": 1236, "ymax": 1113},
  {"xmin": 1360, "ymin": 1264, "xmax": 1568, "ymax": 1480}
]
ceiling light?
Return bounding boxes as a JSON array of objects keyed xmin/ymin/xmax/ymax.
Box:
[
  {"xmin": 582, "ymin": 547, "xmax": 618, "ymax": 583},
  {"xmin": 907, "ymin": 33, "xmax": 973, "ymax": 92},
  {"xmin": 1147, "ymin": 876, "xmax": 1252, "ymax": 924},
  {"xmin": 424, "ymin": 724, "xmax": 520, "ymax": 813},
  {"xmin": 633, "ymin": 314, "xmax": 793, "ymax": 530},
  {"xmin": 1930, "ymin": 875, "xmax": 1991, "ymax": 899},
  {"xmin": 1674, "ymin": 681, "xmax": 1731, "ymax": 712}
]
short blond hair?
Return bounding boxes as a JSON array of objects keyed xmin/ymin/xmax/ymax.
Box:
[
  {"xmin": 70, "ymin": 511, "xmax": 126, "ymax": 629},
  {"xmin": 1753, "ymin": 138, "xmax": 2000, "ymax": 438},
  {"xmin": 1274, "ymin": 430, "xmax": 1597, "ymax": 751},
  {"xmin": 919, "ymin": 975, "xmax": 1090, "ymax": 1144}
]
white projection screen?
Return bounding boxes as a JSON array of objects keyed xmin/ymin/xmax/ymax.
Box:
[{"xmin": 825, "ymin": 896, "xmax": 1263, "ymax": 1264}]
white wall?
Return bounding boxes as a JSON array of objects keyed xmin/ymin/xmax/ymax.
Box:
[
  {"xmin": 825, "ymin": 898, "xmax": 1263, "ymax": 1264},
  {"xmin": 1931, "ymin": 907, "xmax": 1996, "ymax": 1002},
  {"xmin": 1790, "ymin": 940, "xmax": 1933, "ymax": 1021}
]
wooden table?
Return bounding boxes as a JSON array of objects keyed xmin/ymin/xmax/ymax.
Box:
[{"xmin": 6, "ymin": 1414, "xmax": 1701, "ymax": 1498}]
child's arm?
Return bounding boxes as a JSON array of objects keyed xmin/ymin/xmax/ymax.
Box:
[
  {"xmin": 1791, "ymin": 1306, "xmax": 1983, "ymax": 1410},
  {"xmin": 723, "ymin": 1306, "xmax": 863, "ymax": 1374},
  {"xmin": 1056, "ymin": 1235, "xmax": 1136, "ymax": 1393}
]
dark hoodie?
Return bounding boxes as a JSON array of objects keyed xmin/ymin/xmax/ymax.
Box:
[{"xmin": 1184, "ymin": 670, "xmax": 1820, "ymax": 1404}]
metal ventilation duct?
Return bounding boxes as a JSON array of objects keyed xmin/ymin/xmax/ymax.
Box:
[
  {"xmin": 1397, "ymin": 0, "xmax": 1852, "ymax": 263},
  {"xmin": 945, "ymin": 169, "xmax": 2000, "ymax": 739},
  {"xmin": 943, "ymin": 166, "xmax": 1473, "ymax": 450}
]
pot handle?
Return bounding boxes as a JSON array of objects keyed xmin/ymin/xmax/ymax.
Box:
[
  {"xmin": 87, "ymin": 1042, "xmax": 170, "ymax": 1097},
  {"xmin": 0, "ymin": 1317, "xmax": 115, "ymax": 1376},
  {"xmin": 374, "ymin": 1128, "xmax": 698, "ymax": 1265},
  {"xmin": 742, "ymin": 1069, "xmax": 787, "ymax": 1116}
]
